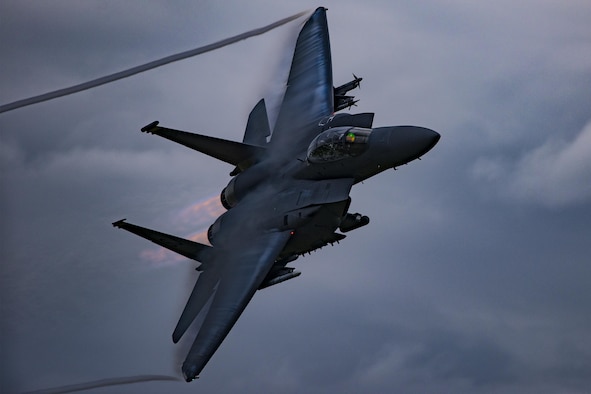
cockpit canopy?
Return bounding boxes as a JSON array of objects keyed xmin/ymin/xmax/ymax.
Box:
[{"xmin": 307, "ymin": 127, "xmax": 372, "ymax": 163}]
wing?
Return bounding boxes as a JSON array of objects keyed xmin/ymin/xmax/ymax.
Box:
[
  {"xmin": 181, "ymin": 230, "xmax": 291, "ymax": 381},
  {"xmin": 269, "ymin": 7, "xmax": 333, "ymax": 155}
]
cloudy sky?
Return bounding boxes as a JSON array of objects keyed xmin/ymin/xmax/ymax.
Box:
[{"xmin": 1, "ymin": 1, "xmax": 590, "ymax": 393}]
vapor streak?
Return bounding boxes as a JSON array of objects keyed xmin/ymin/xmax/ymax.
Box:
[
  {"xmin": 0, "ymin": 10, "xmax": 308, "ymax": 114},
  {"xmin": 21, "ymin": 375, "xmax": 181, "ymax": 394}
]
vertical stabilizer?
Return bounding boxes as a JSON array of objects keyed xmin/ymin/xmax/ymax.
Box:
[{"xmin": 243, "ymin": 99, "xmax": 271, "ymax": 146}]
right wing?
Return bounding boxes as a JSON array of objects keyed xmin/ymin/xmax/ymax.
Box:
[{"xmin": 181, "ymin": 230, "xmax": 291, "ymax": 381}]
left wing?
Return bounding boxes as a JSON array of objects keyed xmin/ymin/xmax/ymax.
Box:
[
  {"xmin": 269, "ymin": 8, "xmax": 333, "ymax": 156},
  {"xmin": 181, "ymin": 230, "xmax": 292, "ymax": 381}
]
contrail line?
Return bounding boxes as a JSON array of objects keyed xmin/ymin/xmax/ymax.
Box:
[
  {"xmin": 0, "ymin": 10, "xmax": 308, "ymax": 114},
  {"xmin": 21, "ymin": 374, "xmax": 181, "ymax": 394}
]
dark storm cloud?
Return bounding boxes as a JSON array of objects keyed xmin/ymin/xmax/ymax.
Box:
[
  {"xmin": 2, "ymin": 1, "xmax": 591, "ymax": 394},
  {"xmin": 472, "ymin": 121, "xmax": 591, "ymax": 206}
]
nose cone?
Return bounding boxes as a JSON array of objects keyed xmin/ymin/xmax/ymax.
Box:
[
  {"xmin": 410, "ymin": 126, "xmax": 440, "ymax": 156},
  {"xmin": 382, "ymin": 125, "xmax": 440, "ymax": 165}
]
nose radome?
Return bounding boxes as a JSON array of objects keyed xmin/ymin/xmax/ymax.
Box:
[
  {"xmin": 414, "ymin": 126, "xmax": 440, "ymax": 156},
  {"xmin": 387, "ymin": 125, "xmax": 440, "ymax": 163}
]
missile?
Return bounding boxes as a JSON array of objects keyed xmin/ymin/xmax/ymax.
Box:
[
  {"xmin": 334, "ymin": 74, "xmax": 362, "ymax": 112},
  {"xmin": 334, "ymin": 74, "xmax": 362, "ymax": 96},
  {"xmin": 334, "ymin": 95, "xmax": 358, "ymax": 111}
]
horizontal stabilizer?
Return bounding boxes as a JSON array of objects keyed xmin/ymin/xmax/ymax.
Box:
[
  {"xmin": 141, "ymin": 121, "xmax": 266, "ymax": 169},
  {"xmin": 112, "ymin": 219, "xmax": 211, "ymax": 263}
]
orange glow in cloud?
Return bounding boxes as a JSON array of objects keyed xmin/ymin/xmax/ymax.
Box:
[
  {"xmin": 140, "ymin": 195, "xmax": 226, "ymax": 266},
  {"xmin": 176, "ymin": 195, "xmax": 226, "ymax": 230},
  {"xmin": 188, "ymin": 230, "xmax": 211, "ymax": 245}
]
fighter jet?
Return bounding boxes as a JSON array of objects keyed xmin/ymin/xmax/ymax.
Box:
[{"xmin": 113, "ymin": 7, "xmax": 440, "ymax": 382}]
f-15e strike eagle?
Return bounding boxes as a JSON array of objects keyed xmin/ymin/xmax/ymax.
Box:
[{"xmin": 113, "ymin": 8, "xmax": 440, "ymax": 382}]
